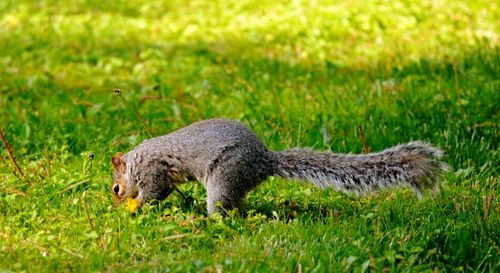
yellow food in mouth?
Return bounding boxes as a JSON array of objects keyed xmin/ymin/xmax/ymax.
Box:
[{"xmin": 124, "ymin": 197, "xmax": 139, "ymax": 212}]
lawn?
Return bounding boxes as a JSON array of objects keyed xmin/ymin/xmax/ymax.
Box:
[{"xmin": 0, "ymin": 0, "xmax": 499, "ymax": 272}]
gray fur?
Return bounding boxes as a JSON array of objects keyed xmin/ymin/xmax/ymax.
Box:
[
  {"xmin": 274, "ymin": 141, "xmax": 448, "ymax": 198},
  {"xmin": 115, "ymin": 118, "xmax": 448, "ymax": 215}
]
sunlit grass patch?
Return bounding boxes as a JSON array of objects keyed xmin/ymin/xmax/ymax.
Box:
[{"xmin": 0, "ymin": 0, "xmax": 498, "ymax": 272}]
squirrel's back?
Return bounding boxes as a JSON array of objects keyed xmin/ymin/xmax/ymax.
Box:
[{"xmin": 127, "ymin": 118, "xmax": 275, "ymax": 180}]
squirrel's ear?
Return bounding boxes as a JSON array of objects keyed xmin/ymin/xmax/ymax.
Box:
[{"xmin": 111, "ymin": 152, "xmax": 125, "ymax": 169}]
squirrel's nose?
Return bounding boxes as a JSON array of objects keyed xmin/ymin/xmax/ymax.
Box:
[{"xmin": 113, "ymin": 184, "xmax": 120, "ymax": 194}]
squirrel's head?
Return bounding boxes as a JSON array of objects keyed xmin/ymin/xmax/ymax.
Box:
[
  {"xmin": 111, "ymin": 152, "xmax": 189, "ymax": 211},
  {"xmin": 111, "ymin": 152, "xmax": 134, "ymax": 206}
]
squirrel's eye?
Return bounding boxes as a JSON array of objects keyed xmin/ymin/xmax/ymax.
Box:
[{"xmin": 113, "ymin": 184, "xmax": 120, "ymax": 194}]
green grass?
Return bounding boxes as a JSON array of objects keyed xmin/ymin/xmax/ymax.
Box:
[{"xmin": 0, "ymin": 0, "xmax": 499, "ymax": 272}]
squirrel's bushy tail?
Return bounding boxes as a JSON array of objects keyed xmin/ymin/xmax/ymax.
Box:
[{"xmin": 273, "ymin": 141, "xmax": 448, "ymax": 196}]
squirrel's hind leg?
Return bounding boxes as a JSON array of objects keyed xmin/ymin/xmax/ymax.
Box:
[
  {"xmin": 205, "ymin": 178, "xmax": 245, "ymax": 215},
  {"xmin": 203, "ymin": 148, "xmax": 274, "ymax": 215},
  {"xmin": 204, "ymin": 165, "xmax": 262, "ymax": 215}
]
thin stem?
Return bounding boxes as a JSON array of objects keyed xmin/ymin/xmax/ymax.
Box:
[
  {"xmin": 114, "ymin": 89, "xmax": 154, "ymax": 138},
  {"xmin": 358, "ymin": 126, "xmax": 370, "ymax": 154},
  {"xmin": 81, "ymin": 191, "xmax": 95, "ymax": 231},
  {"xmin": 0, "ymin": 128, "xmax": 24, "ymax": 177}
]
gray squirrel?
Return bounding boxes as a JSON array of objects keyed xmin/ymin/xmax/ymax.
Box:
[{"xmin": 111, "ymin": 118, "xmax": 447, "ymax": 214}]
